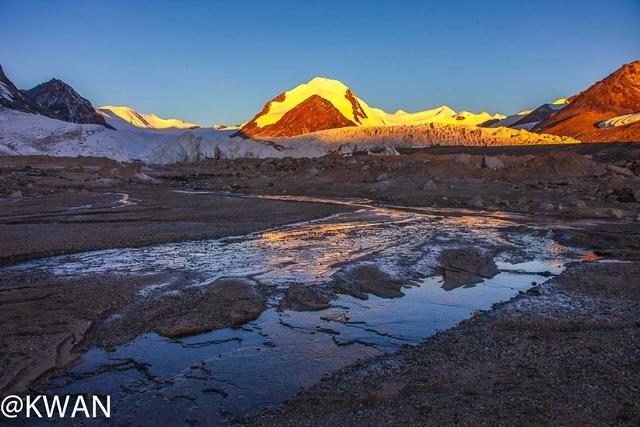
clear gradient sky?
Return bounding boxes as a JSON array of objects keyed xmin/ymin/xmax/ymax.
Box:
[{"xmin": 1, "ymin": 0, "xmax": 639, "ymax": 125}]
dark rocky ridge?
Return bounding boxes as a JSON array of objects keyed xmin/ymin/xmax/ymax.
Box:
[
  {"xmin": 0, "ymin": 65, "xmax": 52, "ymax": 116},
  {"xmin": 22, "ymin": 78, "xmax": 113, "ymax": 128}
]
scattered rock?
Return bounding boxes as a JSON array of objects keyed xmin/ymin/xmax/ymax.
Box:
[
  {"xmin": 376, "ymin": 173, "xmax": 389, "ymax": 182},
  {"xmin": 466, "ymin": 195, "xmax": 484, "ymax": 208},
  {"xmin": 277, "ymin": 284, "xmax": 331, "ymax": 312},
  {"xmin": 9, "ymin": 190, "xmax": 23, "ymax": 198},
  {"xmin": 452, "ymin": 153, "xmax": 472, "ymax": 164},
  {"xmin": 608, "ymin": 208, "xmax": 625, "ymax": 219},
  {"xmin": 481, "ymin": 155, "xmax": 504, "ymax": 170},
  {"xmin": 539, "ymin": 202, "xmax": 555, "ymax": 211},
  {"xmin": 148, "ymin": 279, "xmax": 266, "ymax": 338},
  {"xmin": 336, "ymin": 265, "xmax": 406, "ymax": 299},
  {"xmin": 422, "ymin": 180, "xmax": 437, "ymax": 191},
  {"xmin": 568, "ymin": 198, "xmax": 587, "ymax": 208},
  {"xmin": 607, "ymin": 164, "xmax": 634, "ymax": 177},
  {"xmin": 438, "ymin": 248, "xmax": 499, "ymax": 290}
]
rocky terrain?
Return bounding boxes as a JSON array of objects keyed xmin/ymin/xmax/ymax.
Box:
[{"xmin": 0, "ymin": 143, "xmax": 638, "ymax": 425}]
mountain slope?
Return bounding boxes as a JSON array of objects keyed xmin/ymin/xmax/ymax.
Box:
[
  {"xmin": 508, "ymin": 99, "xmax": 569, "ymax": 130},
  {"xmin": 97, "ymin": 106, "xmax": 201, "ymax": 130},
  {"xmin": 0, "ymin": 65, "xmax": 53, "ymax": 117},
  {"xmin": 22, "ymin": 78, "xmax": 113, "ymax": 129},
  {"xmin": 239, "ymin": 94, "xmax": 357, "ymax": 137},
  {"xmin": 536, "ymin": 61, "xmax": 640, "ymax": 142},
  {"xmin": 238, "ymin": 77, "xmax": 504, "ymax": 138}
]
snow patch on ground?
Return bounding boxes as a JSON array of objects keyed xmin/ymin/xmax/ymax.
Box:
[{"xmin": 597, "ymin": 112, "xmax": 640, "ymax": 128}]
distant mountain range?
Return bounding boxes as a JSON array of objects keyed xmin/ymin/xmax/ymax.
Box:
[{"xmin": 1, "ymin": 60, "xmax": 639, "ymax": 163}]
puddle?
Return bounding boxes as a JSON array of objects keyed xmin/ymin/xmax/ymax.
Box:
[{"xmin": 3, "ymin": 200, "xmax": 591, "ymax": 425}]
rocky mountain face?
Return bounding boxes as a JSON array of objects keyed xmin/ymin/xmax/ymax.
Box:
[
  {"xmin": 536, "ymin": 61, "xmax": 640, "ymax": 141},
  {"xmin": 239, "ymin": 94, "xmax": 356, "ymax": 138},
  {"xmin": 0, "ymin": 65, "xmax": 52, "ymax": 116},
  {"xmin": 22, "ymin": 78, "xmax": 113, "ymax": 129}
]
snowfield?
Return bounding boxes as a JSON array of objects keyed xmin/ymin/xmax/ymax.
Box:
[{"xmin": 0, "ymin": 108, "xmax": 325, "ymax": 163}]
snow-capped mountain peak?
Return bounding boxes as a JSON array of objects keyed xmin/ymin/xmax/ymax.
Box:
[
  {"xmin": 97, "ymin": 106, "xmax": 201, "ymax": 130},
  {"xmin": 238, "ymin": 77, "xmax": 505, "ymax": 138},
  {"xmin": 252, "ymin": 77, "xmax": 383, "ymax": 130}
]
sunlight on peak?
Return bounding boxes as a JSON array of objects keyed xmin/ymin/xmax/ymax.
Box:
[{"xmin": 306, "ymin": 77, "xmax": 348, "ymax": 90}]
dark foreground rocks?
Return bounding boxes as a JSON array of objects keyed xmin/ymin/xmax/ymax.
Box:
[
  {"xmin": 437, "ymin": 248, "xmax": 499, "ymax": 290},
  {"xmin": 278, "ymin": 284, "xmax": 332, "ymax": 312},
  {"xmin": 335, "ymin": 265, "xmax": 408, "ymax": 299},
  {"xmin": 243, "ymin": 261, "xmax": 640, "ymax": 426}
]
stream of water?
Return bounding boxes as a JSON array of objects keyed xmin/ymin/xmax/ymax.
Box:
[{"xmin": 5, "ymin": 197, "xmax": 589, "ymax": 425}]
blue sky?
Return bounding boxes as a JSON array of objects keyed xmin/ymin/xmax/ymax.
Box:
[{"xmin": 1, "ymin": 0, "xmax": 639, "ymax": 125}]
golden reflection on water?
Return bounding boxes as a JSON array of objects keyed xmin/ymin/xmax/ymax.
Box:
[{"xmin": 260, "ymin": 222, "xmax": 382, "ymax": 242}]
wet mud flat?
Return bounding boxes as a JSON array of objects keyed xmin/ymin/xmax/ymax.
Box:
[
  {"xmin": 0, "ymin": 186, "xmax": 353, "ymax": 266},
  {"xmin": 0, "ymin": 193, "xmax": 618, "ymax": 425}
]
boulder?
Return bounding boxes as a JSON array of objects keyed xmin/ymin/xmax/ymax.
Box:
[
  {"xmin": 607, "ymin": 164, "xmax": 634, "ymax": 177},
  {"xmin": 376, "ymin": 173, "xmax": 390, "ymax": 182},
  {"xmin": 466, "ymin": 195, "xmax": 484, "ymax": 208},
  {"xmin": 422, "ymin": 180, "xmax": 437, "ymax": 191},
  {"xmin": 452, "ymin": 153, "xmax": 472, "ymax": 164},
  {"xmin": 481, "ymin": 155, "xmax": 504, "ymax": 169}
]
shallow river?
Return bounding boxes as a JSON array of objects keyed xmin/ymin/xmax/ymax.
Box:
[{"xmin": 6, "ymin": 196, "xmax": 590, "ymax": 425}]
